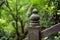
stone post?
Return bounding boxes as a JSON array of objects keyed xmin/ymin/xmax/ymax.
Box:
[{"xmin": 28, "ymin": 9, "xmax": 41, "ymax": 40}]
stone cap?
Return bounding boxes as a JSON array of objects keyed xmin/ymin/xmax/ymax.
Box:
[{"xmin": 30, "ymin": 9, "xmax": 40, "ymax": 22}]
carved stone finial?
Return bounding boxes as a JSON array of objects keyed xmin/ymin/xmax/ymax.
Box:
[
  {"xmin": 32, "ymin": 9, "xmax": 38, "ymax": 13},
  {"xmin": 30, "ymin": 9, "xmax": 40, "ymax": 22},
  {"xmin": 28, "ymin": 9, "xmax": 41, "ymax": 40}
]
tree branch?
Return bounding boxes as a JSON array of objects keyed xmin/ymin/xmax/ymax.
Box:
[
  {"xmin": 5, "ymin": 0, "xmax": 15, "ymax": 19},
  {"xmin": 0, "ymin": 0, "xmax": 5, "ymax": 8},
  {"xmin": 5, "ymin": 0, "xmax": 21, "ymax": 39}
]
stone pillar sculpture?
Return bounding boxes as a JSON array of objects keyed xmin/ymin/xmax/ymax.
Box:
[{"xmin": 28, "ymin": 9, "xmax": 41, "ymax": 40}]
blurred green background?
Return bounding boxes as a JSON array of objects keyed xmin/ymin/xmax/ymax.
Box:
[{"xmin": 0, "ymin": 0, "xmax": 60, "ymax": 40}]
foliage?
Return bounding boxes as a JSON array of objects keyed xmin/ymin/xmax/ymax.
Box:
[{"xmin": 0, "ymin": 0, "xmax": 60, "ymax": 40}]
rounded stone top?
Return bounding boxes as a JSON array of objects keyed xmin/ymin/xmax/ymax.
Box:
[
  {"xmin": 32, "ymin": 9, "xmax": 38, "ymax": 13},
  {"xmin": 30, "ymin": 9, "xmax": 40, "ymax": 21}
]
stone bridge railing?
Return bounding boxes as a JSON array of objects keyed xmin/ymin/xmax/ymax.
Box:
[{"xmin": 23, "ymin": 9, "xmax": 60, "ymax": 40}]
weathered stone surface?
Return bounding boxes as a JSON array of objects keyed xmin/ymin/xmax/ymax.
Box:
[
  {"xmin": 23, "ymin": 9, "xmax": 41, "ymax": 40},
  {"xmin": 28, "ymin": 9, "xmax": 41, "ymax": 40}
]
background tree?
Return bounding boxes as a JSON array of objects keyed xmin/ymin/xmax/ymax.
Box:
[{"xmin": 0, "ymin": 0, "xmax": 60, "ymax": 40}]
